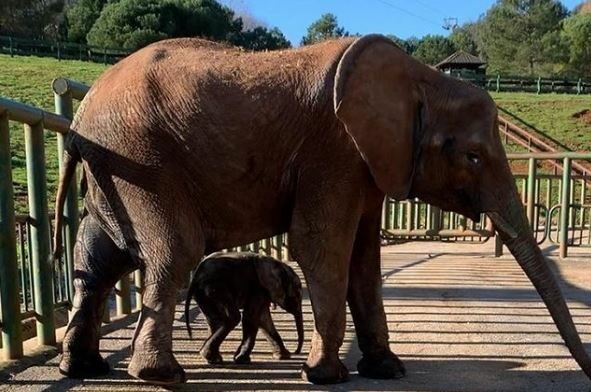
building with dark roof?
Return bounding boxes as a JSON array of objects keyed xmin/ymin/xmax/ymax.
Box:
[{"xmin": 435, "ymin": 50, "xmax": 487, "ymax": 81}]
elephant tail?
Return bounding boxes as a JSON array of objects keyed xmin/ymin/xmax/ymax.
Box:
[
  {"xmin": 185, "ymin": 283, "xmax": 200, "ymax": 339},
  {"xmin": 53, "ymin": 138, "xmax": 81, "ymax": 262}
]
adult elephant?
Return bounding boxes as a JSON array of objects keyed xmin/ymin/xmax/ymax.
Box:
[{"xmin": 54, "ymin": 35, "xmax": 591, "ymax": 385}]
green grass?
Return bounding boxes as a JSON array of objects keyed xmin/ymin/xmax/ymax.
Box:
[
  {"xmin": 491, "ymin": 92, "xmax": 591, "ymax": 151},
  {"xmin": 0, "ymin": 54, "xmax": 107, "ymax": 212},
  {"xmin": 1, "ymin": 54, "xmax": 590, "ymax": 213}
]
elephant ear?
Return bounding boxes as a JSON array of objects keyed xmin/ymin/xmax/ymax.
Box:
[
  {"xmin": 334, "ymin": 34, "xmax": 420, "ymax": 199},
  {"xmin": 255, "ymin": 258, "xmax": 286, "ymax": 305}
]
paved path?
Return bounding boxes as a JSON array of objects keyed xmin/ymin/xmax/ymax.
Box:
[{"xmin": 1, "ymin": 241, "xmax": 591, "ymax": 391}]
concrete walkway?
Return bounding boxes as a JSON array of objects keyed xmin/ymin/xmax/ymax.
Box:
[{"xmin": 1, "ymin": 241, "xmax": 591, "ymax": 391}]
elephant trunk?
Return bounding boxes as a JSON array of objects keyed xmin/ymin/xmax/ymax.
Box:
[
  {"xmin": 294, "ymin": 308, "xmax": 304, "ymax": 354},
  {"xmin": 487, "ymin": 192, "xmax": 591, "ymax": 380}
]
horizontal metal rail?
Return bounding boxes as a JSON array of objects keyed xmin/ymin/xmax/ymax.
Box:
[{"xmin": 0, "ymin": 97, "xmax": 70, "ymax": 133}]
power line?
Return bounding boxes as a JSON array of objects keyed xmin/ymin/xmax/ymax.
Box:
[
  {"xmin": 411, "ymin": 0, "xmax": 448, "ymax": 17},
  {"xmin": 372, "ymin": 0, "xmax": 442, "ymax": 27}
]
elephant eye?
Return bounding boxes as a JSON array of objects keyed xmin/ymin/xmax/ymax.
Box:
[{"xmin": 467, "ymin": 152, "xmax": 480, "ymax": 166}]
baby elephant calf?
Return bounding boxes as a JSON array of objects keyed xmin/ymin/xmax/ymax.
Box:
[{"xmin": 185, "ymin": 252, "xmax": 304, "ymax": 365}]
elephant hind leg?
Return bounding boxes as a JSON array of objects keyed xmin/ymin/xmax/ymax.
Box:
[
  {"xmin": 60, "ymin": 215, "xmax": 136, "ymax": 378},
  {"xmin": 127, "ymin": 234, "xmax": 203, "ymax": 384},
  {"xmin": 197, "ymin": 296, "xmax": 240, "ymax": 365}
]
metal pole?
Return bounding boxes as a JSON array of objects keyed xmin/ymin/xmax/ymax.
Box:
[
  {"xmin": 494, "ymin": 234, "xmax": 503, "ymax": 257},
  {"xmin": 134, "ymin": 269, "xmax": 143, "ymax": 312},
  {"xmin": 559, "ymin": 157, "xmax": 571, "ymax": 259},
  {"xmin": 0, "ymin": 112, "xmax": 23, "ymax": 359},
  {"xmin": 24, "ymin": 121, "xmax": 56, "ymax": 346},
  {"xmin": 406, "ymin": 200, "xmax": 414, "ymax": 231},
  {"xmin": 115, "ymin": 274, "xmax": 131, "ymax": 315},
  {"xmin": 526, "ymin": 157, "xmax": 536, "ymax": 229},
  {"xmin": 54, "ymin": 91, "xmax": 78, "ymax": 307}
]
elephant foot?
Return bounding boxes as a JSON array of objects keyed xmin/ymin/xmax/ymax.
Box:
[
  {"xmin": 272, "ymin": 349, "xmax": 291, "ymax": 360},
  {"xmin": 233, "ymin": 353, "xmax": 251, "ymax": 364},
  {"xmin": 302, "ymin": 357, "xmax": 348, "ymax": 384},
  {"xmin": 201, "ymin": 348, "xmax": 224, "ymax": 365},
  {"xmin": 59, "ymin": 352, "xmax": 110, "ymax": 379},
  {"xmin": 128, "ymin": 351, "xmax": 186, "ymax": 385},
  {"xmin": 357, "ymin": 351, "xmax": 406, "ymax": 379}
]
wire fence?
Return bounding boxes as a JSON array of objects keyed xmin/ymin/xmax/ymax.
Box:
[
  {"xmin": 0, "ymin": 35, "xmax": 130, "ymax": 65},
  {"xmin": 449, "ymin": 70, "xmax": 591, "ymax": 94}
]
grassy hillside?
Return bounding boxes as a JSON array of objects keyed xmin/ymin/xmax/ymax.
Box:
[
  {"xmin": 491, "ymin": 92, "xmax": 591, "ymax": 151},
  {"xmin": 0, "ymin": 54, "xmax": 106, "ymax": 212},
  {"xmin": 1, "ymin": 53, "xmax": 590, "ymax": 213}
]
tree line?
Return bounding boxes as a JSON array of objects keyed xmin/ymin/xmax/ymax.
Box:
[
  {"xmin": 0, "ymin": 0, "xmax": 590, "ymax": 77},
  {"xmin": 302, "ymin": 1, "xmax": 591, "ymax": 78},
  {"xmin": 0, "ymin": 0, "xmax": 291, "ymax": 51}
]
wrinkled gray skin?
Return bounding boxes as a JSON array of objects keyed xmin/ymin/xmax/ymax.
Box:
[
  {"xmin": 53, "ymin": 34, "xmax": 591, "ymax": 385},
  {"xmin": 184, "ymin": 252, "xmax": 304, "ymax": 365}
]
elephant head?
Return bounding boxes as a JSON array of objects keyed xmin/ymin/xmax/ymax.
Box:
[
  {"xmin": 334, "ymin": 35, "xmax": 591, "ymax": 379},
  {"xmin": 255, "ymin": 258, "xmax": 304, "ymax": 354}
]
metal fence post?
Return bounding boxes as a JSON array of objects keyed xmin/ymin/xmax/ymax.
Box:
[
  {"xmin": 559, "ymin": 157, "xmax": 572, "ymax": 259},
  {"xmin": 496, "ymin": 74, "xmax": 500, "ymax": 92},
  {"xmin": 0, "ymin": 112, "xmax": 23, "ymax": 359},
  {"xmin": 9, "ymin": 36, "xmax": 13, "ymax": 57},
  {"xmin": 54, "ymin": 90, "xmax": 78, "ymax": 307},
  {"xmin": 24, "ymin": 121, "xmax": 56, "ymax": 346},
  {"xmin": 115, "ymin": 274, "xmax": 131, "ymax": 315},
  {"xmin": 536, "ymin": 77, "xmax": 541, "ymax": 95},
  {"xmin": 526, "ymin": 157, "xmax": 536, "ymax": 229},
  {"xmin": 494, "ymin": 234, "xmax": 503, "ymax": 257},
  {"xmin": 134, "ymin": 270, "xmax": 144, "ymax": 312}
]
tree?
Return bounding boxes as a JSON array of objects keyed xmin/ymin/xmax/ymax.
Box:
[
  {"xmin": 386, "ymin": 35, "xmax": 408, "ymax": 52},
  {"xmin": 413, "ymin": 35, "xmax": 455, "ymax": 65},
  {"xmin": 301, "ymin": 13, "xmax": 348, "ymax": 45},
  {"xmin": 449, "ymin": 24, "xmax": 479, "ymax": 55},
  {"xmin": 478, "ymin": 0, "xmax": 568, "ymax": 75},
  {"xmin": 66, "ymin": 0, "xmax": 110, "ymax": 43},
  {"xmin": 237, "ymin": 26, "xmax": 291, "ymax": 51},
  {"xmin": 0, "ymin": 0, "xmax": 66, "ymax": 39},
  {"xmin": 562, "ymin": 12, "xmax": 591, "ymax": 77},
  {"xmin": 87, "ymin": 0, "xmax": 240, "ymax": 50}
]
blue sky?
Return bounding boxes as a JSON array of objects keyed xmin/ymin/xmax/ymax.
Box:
[{"xmin": 223, "ymin": 0, "xmax": 582, "ymax": 45}]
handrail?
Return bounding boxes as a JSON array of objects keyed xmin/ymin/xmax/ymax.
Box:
[
  {"xmin": 52, "ymin": 78, "xmax": 90, "ymax": 100},
  {"xmin": 0, "ymin": 97, "xmax": 70, "ymax": 133},
  {"xmin": 507, "ymin": 152, "xmax": 591, "ymax": 159}
]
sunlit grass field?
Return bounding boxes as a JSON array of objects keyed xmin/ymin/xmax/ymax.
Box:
[{"xmin": 0, "ymin": 54, "xmax": 106, "ymax": 212}]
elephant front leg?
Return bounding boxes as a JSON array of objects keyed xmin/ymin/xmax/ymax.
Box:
[
  {"xmin": 348, "ymin": 208, "xmax": 405, "ymax": 379},
  {"xmin": 233, "ymin": 305, "xmax": 260, "ymax": 364},
  {"xmin": 259, "ymin": 307, "xmax": 290, "ymax": 360},
  {"xmin": 290, "ymin": 219, "xmax": 359, "ymax": 384}
]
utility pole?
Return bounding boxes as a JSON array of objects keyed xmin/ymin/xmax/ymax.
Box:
[{"xmin": 443, "ymin": 17, "xmax": 458, "ymax": 31}]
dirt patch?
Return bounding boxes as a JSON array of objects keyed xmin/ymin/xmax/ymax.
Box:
[{"xmin": 572, "ymin": 109, "xmax": 591, "ymax": 125}]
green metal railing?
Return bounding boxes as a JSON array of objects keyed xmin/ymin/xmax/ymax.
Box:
[{"xmin": 381, "ymin": 152, "xmax": 591, "ymax": 259}]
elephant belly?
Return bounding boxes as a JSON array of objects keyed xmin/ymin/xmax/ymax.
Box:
[{"xmin": 199, "ymin": 187, "xmax": 293, "ymax": 252}]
